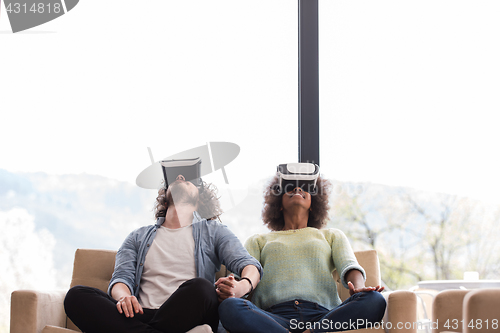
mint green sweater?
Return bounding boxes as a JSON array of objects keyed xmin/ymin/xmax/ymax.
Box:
[{"xmin": 245, "ymin": 227, "xmax": 365, "ymax": 310}]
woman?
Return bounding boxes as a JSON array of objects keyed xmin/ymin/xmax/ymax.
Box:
[{"xmin": 217, "ymin": 166, "xmax": 386, "ymax": 333}]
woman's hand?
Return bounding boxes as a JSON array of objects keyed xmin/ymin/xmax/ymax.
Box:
[
  {"xmin": 116, "ymin": 295, "xmax": 144, "ymax": 318},
  {"xmin": 345, "ymin": 269, "xmax": 384, "ymax": 296},
  {"xmin": 215, "ymin": 274, "xmax": 252, "ymax": 302},
  {"xmin": 347, "ymin": 281, "xmax": 385, "ymax": 296}
]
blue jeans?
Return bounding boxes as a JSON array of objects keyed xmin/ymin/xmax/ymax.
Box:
[{"xmin": 219, "ymin": 291, "xmax": 386, "ymax": 333}]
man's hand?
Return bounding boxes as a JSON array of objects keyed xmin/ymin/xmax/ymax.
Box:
[
  {"xmin": 111, "ymin": 282, "xmax": 143, "ymax": 318},
  {"xmin": 347, "ymin": 281, "xmax": 385, "ymax": 296},
  {"xmin": 215, "ymin": 274, "xmax": 252, "ymax": 302},
  {"xmin": 116, "ymin": 295, "xmax": 144, "ymax": 318}
]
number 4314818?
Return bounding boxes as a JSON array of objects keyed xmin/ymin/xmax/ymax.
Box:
[
  {"xmin": 5, "ymin": 3, "xmax": 62, "ymax": 14},
  {"xmin": 444, "ymin": 319, "xmax": 499, "ymax": 330}
]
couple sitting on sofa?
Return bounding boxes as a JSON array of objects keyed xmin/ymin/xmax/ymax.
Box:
[{"xmin": 64, "ymin": 162, "xmax": 386, "ymax": 333}]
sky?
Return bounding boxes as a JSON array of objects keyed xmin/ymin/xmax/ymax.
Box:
[{"xmin": 1, "ymin": 0, "xmax": 500, "ymax": 204}]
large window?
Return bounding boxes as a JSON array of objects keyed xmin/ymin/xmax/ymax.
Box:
[
  {"xmin": 319, "ymin": 0, "xmax": 500, "ymax": 289},
  {"xmin": 0, "ymin": 2, "xmax": 297, "ymax": 331}
]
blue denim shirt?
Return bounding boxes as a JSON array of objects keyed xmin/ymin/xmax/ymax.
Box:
[{"xmin": 107, "ymin": 211, "xmax": 263, "ymax": 298}]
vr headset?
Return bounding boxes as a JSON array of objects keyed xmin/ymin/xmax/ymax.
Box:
[
  {"xmin": 160, "ymin": 157, "xmax": 202, "ymax": 189},
  {"xmin": 274, "ymin": 163, "xmax": 320, "ymax": 195}
]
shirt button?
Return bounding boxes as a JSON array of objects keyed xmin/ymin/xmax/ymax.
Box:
[
  {"xmin": 147, "ymin": 244, "xmax": 150, "ymax": 247},
  {"xmin": 295, "ymin": 300, "xmax": 299, "ymax": 305},
  {"xmin": 140, "ymin": 263, "xmax": 143, "ymax": 266}
]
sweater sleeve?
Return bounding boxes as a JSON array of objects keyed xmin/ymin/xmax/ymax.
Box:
[
  {"xmin": 244, "ymin": 234, "xmax": 261, "ymax": 263},
  {"xmin": 329, "ymin": 228, "xmax": 366, "ymax": 289}
]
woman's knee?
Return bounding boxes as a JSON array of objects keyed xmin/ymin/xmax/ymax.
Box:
[
  {"xmin": 363, "ymin": 291, "xmax": 387, "ymax": 319},
  {"xmin": 219, "ymin": 298, "xmax": 246, "ymax": 319},
  {"xmin": 366, "ymin": 291, "xmax": 386, "ymax": 308}
]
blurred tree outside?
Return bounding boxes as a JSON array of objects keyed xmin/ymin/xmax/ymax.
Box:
[{"xmin": 328, "ymin": 182, "xmax": 500, "ymax": 290}]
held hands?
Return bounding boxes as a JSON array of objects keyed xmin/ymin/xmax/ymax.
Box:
[
  {"xmin": 215, "ymin": 274, "xmax": 251, "ymax": 302},
  {"xmin": 347, "ymin": 281, "xmax": 384, "ymax": 296},
  {"xmin": 116, "ymin": 295, "xmax": 144, "ymax": 318}
]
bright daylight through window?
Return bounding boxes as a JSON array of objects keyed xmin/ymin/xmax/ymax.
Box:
[
  {"xmin": 319, "ymin": 0, "xmax": 500, "ymax": 290},
  {"xmin": 2, "ymin": 0, "xmax": 500, "ymax": 332}
]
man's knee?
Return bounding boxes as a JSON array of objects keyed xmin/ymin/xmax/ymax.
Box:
[
  {"xmin": 182, "ymin": 278, "xmax": 218, "ymax": 301},
  {"xmin": 65, "ymin": 286, "xmax": 88, "ymax": 303},
  {"xmin": 191, "ymin": 277, "xmax": 214, "ymax": 288},
  {"xmin": 64, "ymin": 285, "xmax": 91, "ymax": 314},
  {"xmin": 187, "ymin": 277, "xmax": 215, "ymax": 291}
]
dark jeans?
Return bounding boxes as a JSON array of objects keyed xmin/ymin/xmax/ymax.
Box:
[
  {"xmin": 64, "ymin": 277, "xmax": 219, "ymax": 333},
  {"xmin": 219, "ymin": 291, "xmax": 386, "ymax": 333}
]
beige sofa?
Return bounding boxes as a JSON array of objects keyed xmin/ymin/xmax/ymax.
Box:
[
  {"xmin": 432, "ymin": 288, "xmax": 500, "ymax": 333},
  {"xmin": 11, "ymin": 249, "xmax": 417, "ymax": 333}
]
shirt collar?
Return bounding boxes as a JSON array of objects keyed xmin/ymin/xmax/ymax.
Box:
[
  {"xmin": 155, "ymin": 211, "xmax": 203, "ymax": 227},
  {"xmin": 155, "ymin": 217, "xmax": 164, "ymax": 227},
  {"xmin": 192, "ymin": 211, "xmax": 203, "ymax": 223}
]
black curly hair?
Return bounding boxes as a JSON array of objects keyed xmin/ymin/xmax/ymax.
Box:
[{"xmin": 262, "ymin": 174, "xmax": 332, "ymax": 231}]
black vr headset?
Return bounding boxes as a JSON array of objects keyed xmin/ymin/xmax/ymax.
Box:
[
  {"xmin": 160, "ymin": 157, "xmax": 202, "ymax": 189},
  {"xmin": 274, "ymin": 163, "xmax": 320, "ymax": 195}
]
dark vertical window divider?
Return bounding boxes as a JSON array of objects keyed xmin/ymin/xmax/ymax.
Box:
[{"xmin": 298, "ymin": 0, "xmax": 320, "ymax": 166}]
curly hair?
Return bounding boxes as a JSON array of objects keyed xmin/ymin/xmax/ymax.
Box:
[
  {"xmin": 262, "ymin": 174, "xmax": 332, "ymax": 231},
  {"xmin": 154, "ymin": 181, "xmax": 223, "ymax": 221}
]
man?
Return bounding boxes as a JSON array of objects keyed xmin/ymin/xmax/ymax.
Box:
[{"xmin": 64, "ymin": 162, "xmax": 262, "ymax": 333}]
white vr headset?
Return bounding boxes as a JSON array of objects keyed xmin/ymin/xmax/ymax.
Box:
[{"xmin": 275, "ymin": 163, "xmax": 320, "ymax": 195}]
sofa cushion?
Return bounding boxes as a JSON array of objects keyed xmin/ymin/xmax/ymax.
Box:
[{"xmin": 70, "ymin": 249, "xmax": 117, "ymax": 291}]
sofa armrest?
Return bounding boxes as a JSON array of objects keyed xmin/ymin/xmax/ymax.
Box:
[
  {"xmin": 432, "ymin": 290, "xmax": 469, "ymax": 333},
  {"xmin": 382, "ymin": 291, "xmax": 417, "ymax": 333},
  {"xmin": 11, "ymin": 289, "xmax": 68, "ymax": 333},
  {"xmin": 463, "ymin": 288, "xmax": 500, "ymax": 333}
]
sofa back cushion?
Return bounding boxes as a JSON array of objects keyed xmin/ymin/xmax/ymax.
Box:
[
  {"xmin": 66, "ymin": 248, "xmax": 380, "ymax": 329},
  {"xmin": 67, "ymin": 249, "xmax": 117, "ymax": 331},
  {"xmin": 70, "ymin": 249, "xmax": 117, "ymax": 290}
]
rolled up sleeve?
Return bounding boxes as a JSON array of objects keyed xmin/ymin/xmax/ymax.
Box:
[
  {"xmin": 215, "ymin": 225, "xmax": 263, "ymax": 279},
  {"xmin": 107, "ymin": 231, "xmax": 139, "ymax": 296}
]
